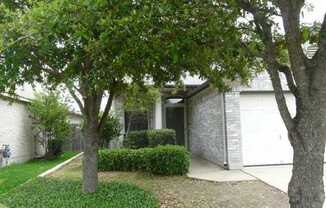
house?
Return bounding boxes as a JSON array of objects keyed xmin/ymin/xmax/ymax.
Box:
[
  {"xmin": 112, "ymin": 72, "xmax": 295, "ymax": 170},
  {"xmin": 0, "ymin": 86, "xmax": 82, "ymax": 167},
  {"xmin": 0, "ymin": 93, "xmax": 35, "ymax": 166},
  {"xmin": 0, "ymin": 72, "xmax": 294, "ymax": 170}
]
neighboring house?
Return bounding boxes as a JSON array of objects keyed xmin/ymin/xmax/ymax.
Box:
[
  {"xmin": 0, "ymin": 86, "xmax": 82, "ymax": 167},
  {"xmin": 112, "ymin": 72, "xmax": 296, "ymax": 170}
]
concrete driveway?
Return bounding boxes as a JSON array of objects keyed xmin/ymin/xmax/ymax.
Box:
[{"xmin": 243, "ymin": 165, "xmax": 326, "ymax": 208}]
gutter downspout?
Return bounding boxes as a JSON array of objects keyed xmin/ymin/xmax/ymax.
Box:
[{"xmin": 221, "ymin": 93, "xmax": 229, "ymax": 169}]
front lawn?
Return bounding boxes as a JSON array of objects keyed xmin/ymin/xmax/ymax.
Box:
[
  {"xmin": 51, "ymin": 159, "xmax": 289, "ymax": 208},
  {"xmin": 0, "ymin": 152, "xmax": 77, "ymax": 195},
  {"xmin": 0, "ymin": 178, "xmax": 158, "ymax": 208}
]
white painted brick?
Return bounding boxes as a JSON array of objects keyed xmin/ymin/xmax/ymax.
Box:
[{"xmin": 0, "ymin": 99, "xmax": 34, "ymax": 167}]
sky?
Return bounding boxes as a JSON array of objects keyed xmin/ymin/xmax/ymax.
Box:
[{"xmin": 302, "ymin": 0, "xmax": 326, "ymax": 23}]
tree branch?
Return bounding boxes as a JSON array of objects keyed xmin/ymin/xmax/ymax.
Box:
[
  {"xmin": 66, "ymin": 85, "xmax": 85, "ymax": 115},
  {"xmin": 267, "ymin": 67, "xmax": 295, "ymax": 131},
  {"xmin": 277, "ymin": 0, "xmax": 308, "ymax": 86},
  {"xmin": 276, "ymin": 63, "xmax": 298, "ymax": 97},
  {"xmin": 98, "ymin": 91, "xmax": 115, "ymax": 133},
  {"xmin": 235, "ymin": 0, "xmax": 296, "ymax": 130}
]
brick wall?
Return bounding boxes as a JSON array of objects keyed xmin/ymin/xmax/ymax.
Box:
[
  {"xmin": 0, "ymin": 99, "xmax": 34, "ymax": 167},
  {"xmin": 187, "ymin": 87, "xmax": 226, "ymax": 167},
  {"xmin": 224, "ymin": 92, "xmax": 243, "ymax": 169}
]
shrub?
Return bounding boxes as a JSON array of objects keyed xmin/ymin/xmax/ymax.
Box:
[
  {"xmin": 47, "ymin": 139, "xmax": 64, "ymax": 157},
  {"xmin": 123, "ymin": 130, "xmax": 148, "ymax": 149},
  {"xmin": 98, "ymin": 148, "xmax": 147, "ymax": 171},
  {"xmin": 100, "ymin": 114, "xmax": 122, "ymax": 147},
  {"xmin": 145, "ymin": 145, "xmax": 190, "ymax": 175},
  {"xmin": 147, "ymin": 129, "xmax": 176, "ymax": 147},
  {"xmin": 98, "ymin": 145, "xmax": 190, "ymax": 176},
  {"xmin": 123, "ymin": 129, "xmax": 176, "ymax": 149}
]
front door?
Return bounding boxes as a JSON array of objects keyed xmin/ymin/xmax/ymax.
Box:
[{"xmin": 165, "ymin": 106, "xmax": 185, "ymax": 146}]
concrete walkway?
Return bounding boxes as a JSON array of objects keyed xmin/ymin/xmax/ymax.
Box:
[{"xmin": 188, "ymin": 157, "xmax": 256, "ymax": 182}]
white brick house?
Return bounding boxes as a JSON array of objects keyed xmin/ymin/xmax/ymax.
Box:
[
  {"xmin": 0, "ymin": 96, "xmax": 35, "ymax": 166},
  {"xmin": 113, "ymin": 72, "xmax": 295, "ymax": 170},
  {"xmin": 0, "ymin": 87, "xmax": 38, "ymax": 167}
]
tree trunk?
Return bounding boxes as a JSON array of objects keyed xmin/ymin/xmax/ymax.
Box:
[
  {"xmin": 288, "ymin": 120, "xmax": 326, "ymax": 208},
  {"xmin": 82, "ymin": 121, "xmax": 99, "ymax": 193}
]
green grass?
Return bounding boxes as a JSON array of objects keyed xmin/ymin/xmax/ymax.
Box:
[
  {"xmin": 0, "ymin": 178, "xmax": 159, "ymax": 208},
  {"xmin": 0, "ymin": 152, "xmax": 77, "ymax": 195}
]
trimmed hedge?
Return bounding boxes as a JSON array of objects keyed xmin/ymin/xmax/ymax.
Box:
[
  {"xmin": 123, "ymin": 129, "xmax": 176, "ymax": 149},
  {"xmin": 123, "ymin": 130, "xmax": 148, "ymax": 149},
  {"xmin": 147, "ymin": 129, "xmax": 176, "ymax": 147},
  {"xmin": 98, "ymin": 145, "xmax": 190, "ymax": 176}
]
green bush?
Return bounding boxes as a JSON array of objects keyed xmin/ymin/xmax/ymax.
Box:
[
  {"xmin": 145, "ymin": 145, "xmax": 190, "ymax": 175},
  {"xmin": 47, "ymin": 139, "xmax": 64, "ymax": 158},
  {"xmin": 98, "ymin": 145, "xmax": 190, "ymax": 176},
  {"xmin": 123, "ymin": 130, "xmax": 148, "ymax": 149},
  {"xmin": 100, "ymin": 114, "xmax": 122, "ymax": 147},
  {"xmin": 147, "ymin": 129, "xmax": 176, "ymax": 147},
  {"xmin": 123, "ymin": 129, "xmax": 176, "ymax": 149}
]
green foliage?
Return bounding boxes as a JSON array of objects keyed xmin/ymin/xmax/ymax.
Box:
[
  {"xmin": 0, "ymin": 152, "xmax": 77, "ymax": 195},
  {"xmin": 0, "ymin": 179, "xmax": 159, "ymax": 208},
  {"xmin": 147, "ymin": 129, "xmax": 176, "ymax": 147},
  {"xmin": 146, "ymin": 145, "xmax": 190, "ymax": 175},
  {"xmin": 28, "ymin": 92, "xmax": 72, "ymax": 157},
  {"xmin": 98, "ymin": 145, "xmax": 190, "ymax": 176},
  {"xmin": 124, "ymin": 84, "xmax": 159, "ymax": 113},
  {"xmin": 0, "ymin": 0, "xmax": 256, "ymax": 95},
  {"xmin": 101, "ymin": 114, "xmax": 122, "ymax": 143},
  {"xmin": 123, "ymin": 130, "xmax": 149, "ymax": 149},
  {"xmin": 123, "ymin": 129, "xmax": 176, "ymax": 149}
]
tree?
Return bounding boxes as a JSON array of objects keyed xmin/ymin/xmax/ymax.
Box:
[
  {"xmin": 29, "ymin": 92, "xmax": 72, "ymax": 158},
  {"xmin": 0, "ymin": 0, "xmax": 250, "ymax": 193},
  {"xmin": 123, "ymin": 84, "xmax": 159, "ymax": 136},
  {"xmin": 205, "ymin": 1, "xmax": 326, "ymax": 207}
]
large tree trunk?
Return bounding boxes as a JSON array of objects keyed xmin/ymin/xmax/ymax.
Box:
[
  {"xmin": 288, "ymin": 116, "xmax": 326, "ymax": 208},
  {"xmin": 82, "ymin": 119, "xmax": 99, "ymax": 193}
]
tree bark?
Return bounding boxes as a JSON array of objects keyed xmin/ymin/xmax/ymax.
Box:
[
  {"xmin": 82, "ymin": 117, "xmax": 99, "ymax": 193},
  {"xmin": 288, "ymin": 115, "xmax": 326, "ymax": 208}
]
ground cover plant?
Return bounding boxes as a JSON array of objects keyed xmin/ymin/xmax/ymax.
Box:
[{"xmin": 0, "ymin": 178, "xmax": 159, "ymax": 208}]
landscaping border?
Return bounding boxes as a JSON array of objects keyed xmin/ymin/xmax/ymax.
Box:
[{"xmin": 38, "ymin": 152, "xmax": 83, "ymax": 177}]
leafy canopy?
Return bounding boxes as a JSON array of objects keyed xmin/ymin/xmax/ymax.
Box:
[
  {"xmin": 123, "ymin": 84, "xmax": 160, "ymax": 113},
  {"xmin": 0, "ymin": 0, "xmax": 259, "ymax": 95}
]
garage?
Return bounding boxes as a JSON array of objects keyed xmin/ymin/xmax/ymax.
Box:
[{"xmin": 240, "ymin": 92, "xmax": 296, "ymax": 166}]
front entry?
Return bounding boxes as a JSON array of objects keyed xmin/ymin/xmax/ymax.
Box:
[{"xmin": 165, "ymin": 106, "xmax": 185, "ymax": 146}]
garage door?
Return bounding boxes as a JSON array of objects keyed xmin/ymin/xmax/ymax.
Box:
[{"xmin": 240, "ymin": 92, "xmax": 296, "ymax": 166}]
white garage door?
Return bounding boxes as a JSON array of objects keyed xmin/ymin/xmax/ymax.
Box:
[{"xmin": 240, "ymin": 92, "xmax": 296, "ymax": 166}]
